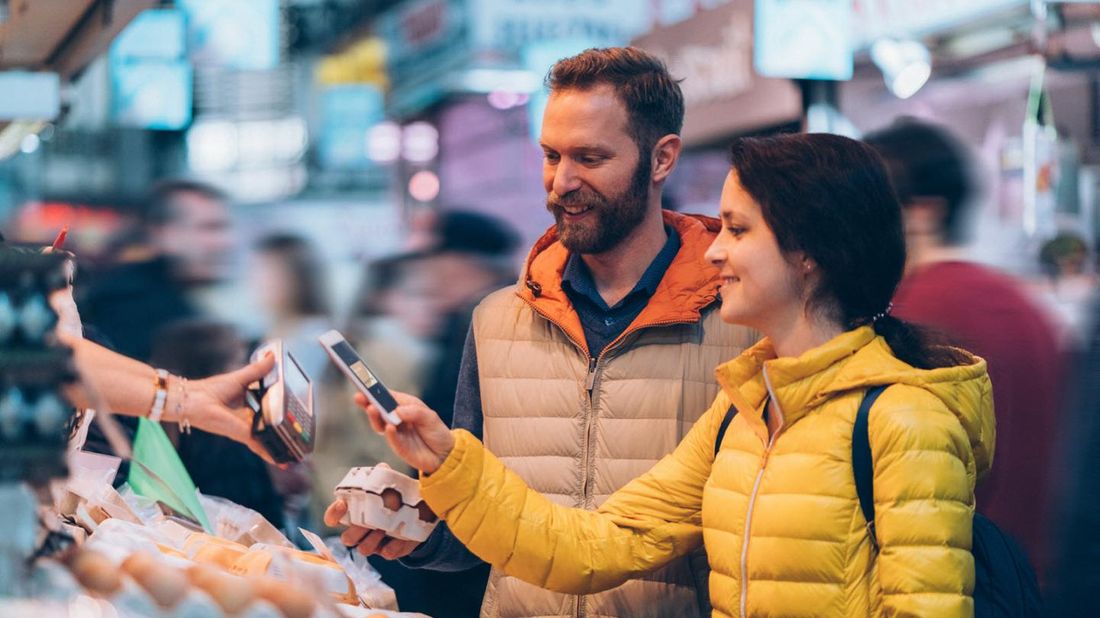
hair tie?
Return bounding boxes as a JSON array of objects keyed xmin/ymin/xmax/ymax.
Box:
[{"xmin": 871, "ymin": 302, "xmax": 894, "ymax": 323}]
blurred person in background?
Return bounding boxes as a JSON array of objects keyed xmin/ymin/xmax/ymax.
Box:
[
  {"xmin": 250, "ymin": 233, "xmax": 334, "ymax": 381},
  {"xmin": 335, "ymin": 47, "xmax": 759, "ymax": 618},
  {"xmin": 1043, "ymin": 297, "xmax": 1100, "ymax": 616},
  {"xmin": 1037, "ymin": 231, "xmax": 1097, "ymax": 344},
  {"xmin": 417, "ymin": 210, "xmax": 520, "ymax": 426},
  {"xmin": 150, "ymin": 320, "xmax": 301, "ymax": 532},
  {"xmin": 78, "ymin": 179, "xmax": 234, "ymax": 362},
  {"xmin": 865, "ymin": 118, "xmax": 1064, "ymax": 579},
  {"xmin": 75, "ymin": 178, "xmax": 235, "ymax": 473}
]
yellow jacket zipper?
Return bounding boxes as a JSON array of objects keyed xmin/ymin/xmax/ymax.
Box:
[{"xmin": 739, "ymin": 368, "xmax": 786, "ymax": 618}]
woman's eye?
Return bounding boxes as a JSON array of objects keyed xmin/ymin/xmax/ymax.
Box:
[{"xmin": 727, "ymin": 227, "xmax": 746, "ymax": 237}]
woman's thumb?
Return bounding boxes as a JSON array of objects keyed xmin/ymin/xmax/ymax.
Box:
[{"xmin": 235, "ymin": 353, "xmax": 276, "ymax": 386}]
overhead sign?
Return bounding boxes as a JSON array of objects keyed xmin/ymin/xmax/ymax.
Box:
[
  {"xmin": 468, "ymin": 0, "xmax": 652, "ymax": 51},
  {"xmin": 177, "ymin": 0, "xmax": 280, "ymax": 70},
  {"xmin": 633, "ymin": 1, "xmax": 801, "ymax": 145},
  {"xmin": 0, "ymin": 72, "xmax": 60, "ymax": 120},
  {"xmin": 853, "ymin": 0, "xmax": 1027, "ymax": 47},
  {"xmin": 755, "ymin": 0, "xmax": 853, "ymax": 81},
  {"xmin": 109, "ymin": 9, "xmax": 191, "ymax": 130}
]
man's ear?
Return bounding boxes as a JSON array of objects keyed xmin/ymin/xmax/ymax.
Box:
[{"xmin": 651, "ymin": 134, "xmax": 683, "ymax": 185}]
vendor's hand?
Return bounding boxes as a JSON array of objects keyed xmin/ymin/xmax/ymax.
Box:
[
  {"xmin": 183, "ymin": 354, "xmax": 277, "ymax": 462},
  {"xmin": 356, "ymin": 391, "xmax": 454, "ymax": 474},
  {"xmin": 323, "ymin": 498, "xmax": 422, "ymax": 560}
]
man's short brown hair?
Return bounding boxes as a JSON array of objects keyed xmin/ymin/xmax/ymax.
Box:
[{"xmin": 547, "ymin": 47, "xmax": 684, "ymax": 157}]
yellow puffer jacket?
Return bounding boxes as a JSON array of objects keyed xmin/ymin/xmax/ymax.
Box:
[{"xmin": 421, "ymin": 327, "xmax": 995, "ymax": 617}]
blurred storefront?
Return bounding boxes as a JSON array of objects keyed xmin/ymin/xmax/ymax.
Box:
[{"xmin": 840, "ymin": 1, "xmax": 1100, "ymax": 274}]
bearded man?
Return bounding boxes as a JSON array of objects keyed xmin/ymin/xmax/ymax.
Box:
[{"xmin": 327, "ymin": 47, "xmax": 758, "ymax": 618}]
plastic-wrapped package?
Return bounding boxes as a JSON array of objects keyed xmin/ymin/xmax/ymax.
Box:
[
  {"xmin": 183, "ymin": 533, "xmax": 250, "ymax": 569},
  {"xmin": 232, "ymin": 543, "xmax": 359, "ymax": 606},
  {"xmin": 322, "ymin": 536, "xmax": 398, "ymax": 611},
  {"xmin": 334, "ymin": 466, "xmax": 438, "ymax": 542},
  {"xmin": 199, "ymin": 494, "xmax": 293, "ymax": 548},
  {"xmin": 84, "ymin": 518, "xmax": 175, "ymax": 561}
]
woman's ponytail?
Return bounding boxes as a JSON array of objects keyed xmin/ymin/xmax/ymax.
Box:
[{"xmin": 871, "ymin": 314, "xmax": 971, "ymax": 370}]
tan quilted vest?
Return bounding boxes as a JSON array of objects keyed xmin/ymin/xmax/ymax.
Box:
[{"xmin": 470, "ymin": 211, "xmax": 758, "ymax": 618}]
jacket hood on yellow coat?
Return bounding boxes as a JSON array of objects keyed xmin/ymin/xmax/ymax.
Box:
[{"xmin": 715, "ymin": 325, "xmax": 995, "ymax": 479}]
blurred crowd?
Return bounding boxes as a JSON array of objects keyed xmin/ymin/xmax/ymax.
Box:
[{"xmin": 7, "ymin": 107, "xmax": 1096, "ymax": 615}]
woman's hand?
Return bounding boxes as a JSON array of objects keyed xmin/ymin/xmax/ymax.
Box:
[
  {"xmin": 181, "ymin": 354, "xmax": 276, "ymax": 462},
  {"xmin": 356, "ymin": 391, "xmax": 455, "ymax": 474}
]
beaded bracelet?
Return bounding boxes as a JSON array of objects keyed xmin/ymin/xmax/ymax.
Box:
[{"xmin": 148, "ymin": 369, "xmax": 169, "ymax": 422}]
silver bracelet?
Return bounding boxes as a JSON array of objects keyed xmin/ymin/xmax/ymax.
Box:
[
  {"xmin": 148, "ymin": 369, "xmax": 169, "ymax": 422},
  {"xmin": 177, "ymin": 378, "xmax": 192, "ymax": 434}
]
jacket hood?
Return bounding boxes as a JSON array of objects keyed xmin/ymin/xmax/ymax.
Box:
[
  {"xmin": 715, "ymin": 326, "xmax": 995, "ymax": 476},
  {"xmin": 514, "ymin": 210, "xmax": 723, "ymax": 356}
]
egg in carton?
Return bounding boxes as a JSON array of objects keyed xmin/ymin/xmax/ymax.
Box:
[{"xmin": 334, "ymin": 465, "xmax": 439, "ymax": 542}]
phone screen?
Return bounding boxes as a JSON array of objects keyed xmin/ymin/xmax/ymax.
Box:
[{"xmin": 331, "ymin": 339, "xmax": 399, "ymax": 412}]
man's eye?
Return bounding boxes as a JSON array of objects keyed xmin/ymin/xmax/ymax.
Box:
[
  {"xmin": 579, "ymin": 156, "xmax": 604, "ymax": 165},
  {"xmin": 544, "ymin": 152, "xmax": 560, "ymax": 163}
]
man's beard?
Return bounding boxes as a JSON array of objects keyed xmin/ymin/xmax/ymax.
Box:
[{"xmin": 547, "ymin": 156, "xmax": 652, "ymax": 255}]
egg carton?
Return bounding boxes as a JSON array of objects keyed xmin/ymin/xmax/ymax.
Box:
[{"xmin": 334, "ymin": 466, "xmax": 438, "ymax": 542}]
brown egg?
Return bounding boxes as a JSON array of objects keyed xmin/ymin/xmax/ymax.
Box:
[
  {"xmin": 187, "ymin": 563, "xmax": 256, "ymax": 614},
  {"xmin": 252, "ymin": 576, "xmax": 317, "ymax": 618},
  {"xmin": 69, "ymin": 550, "xmax": 122, "ymax": 595},
  {"xmin": 379, "ymin": 487, "xmax": 403, "ymax": 511},
  {"xmin": 122, "ymin": 552, "xmax": 189, "ymax": 608},
  {"xmin": 414, "ymin": 501, "xmax": 438, "ymax": 523}
]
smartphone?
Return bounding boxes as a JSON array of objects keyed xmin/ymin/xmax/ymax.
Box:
[{"xmin": 318, "ymin": 330, "xmax": 401, "ymax": 425}]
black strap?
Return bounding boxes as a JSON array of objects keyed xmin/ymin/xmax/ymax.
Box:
[
  {"xmin": 713, "ymin": 405, "xmax": 737, "ymax": 457},
  {"xmin": 852, "ymin": 385, "xmax": 889, "ymax": 545}
]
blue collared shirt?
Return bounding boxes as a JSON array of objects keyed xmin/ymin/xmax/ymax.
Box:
[{"xmin": 561, "ymin": 227, "xmax": 681, "ymax": 358}]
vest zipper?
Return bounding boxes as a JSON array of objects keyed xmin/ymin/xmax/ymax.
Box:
[
  {"xmin": 514, "ymin": 295, "xmax": 710, "ymax": 618},
  {"xmin": 739, "ymin": 368, "xmax": 786, "ymax": 618}
]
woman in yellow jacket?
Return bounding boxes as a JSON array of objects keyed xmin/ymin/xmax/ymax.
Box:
[{"xmin": 332, "ymin": 133, "xmax": 995, "ymax": 617}]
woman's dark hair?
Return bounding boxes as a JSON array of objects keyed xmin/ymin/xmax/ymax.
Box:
[
  {"xmin": 729, "ymin": 133, "xmax": 969, "ymax": 369},
  {"xmin": 254, "ymin": 233, "xmax": 330, "ymax": 316}
]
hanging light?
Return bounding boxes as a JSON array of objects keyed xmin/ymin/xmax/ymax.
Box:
[{"xmin": 871, "ymin": 39, "xmax": 932, "ymax": 99}]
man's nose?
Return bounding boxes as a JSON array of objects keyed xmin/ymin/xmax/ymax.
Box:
[{"xmin": 551, "ymin": 159, "xmax": 582, "ymax": 198}]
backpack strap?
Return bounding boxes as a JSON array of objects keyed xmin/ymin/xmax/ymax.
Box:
[
  {"xmin": 852, "ymin": 385, "xmax": 889, "ymax": 547},
  {"xmin": 713, "ymin": 405, "xmax": 737, "ymax": 457}
]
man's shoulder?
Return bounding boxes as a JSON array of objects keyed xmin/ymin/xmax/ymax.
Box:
[{"xmin": 476, "ymin": 284, "xmax": 520, "ymax": 309}]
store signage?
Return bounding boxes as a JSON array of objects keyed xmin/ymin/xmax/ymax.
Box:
[
  {"xmin": 755, "ymin": 0, "xmax": 853, "ymax": 81},
  {"xmin": 468, "ymin": 0, "xmax": 652, "ymax": 51},
  {"xmin": 377, "ymin": 0, "xmax": 468, "ymax": 75},
  {"xmin": 853, "ymin": 0, "xmax": 1027, "ymax": 46},
  {"xmin": 633, "ymin": 1, "xmax": 801, "ymax": 145}
]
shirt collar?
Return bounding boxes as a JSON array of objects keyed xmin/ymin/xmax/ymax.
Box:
[{"xmin": 562, "ymin": 226, "xmax": 681, "ymax": 310}]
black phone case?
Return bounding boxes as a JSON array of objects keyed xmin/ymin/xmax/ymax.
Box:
[{"xmin": 247, "ymin": 386, "xmax": 298, "ymax": 464}]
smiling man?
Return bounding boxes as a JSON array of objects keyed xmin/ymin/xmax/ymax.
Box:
[{"xmin": 328, "ymin": 47, "xmax": 758, "ymax": 618}]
